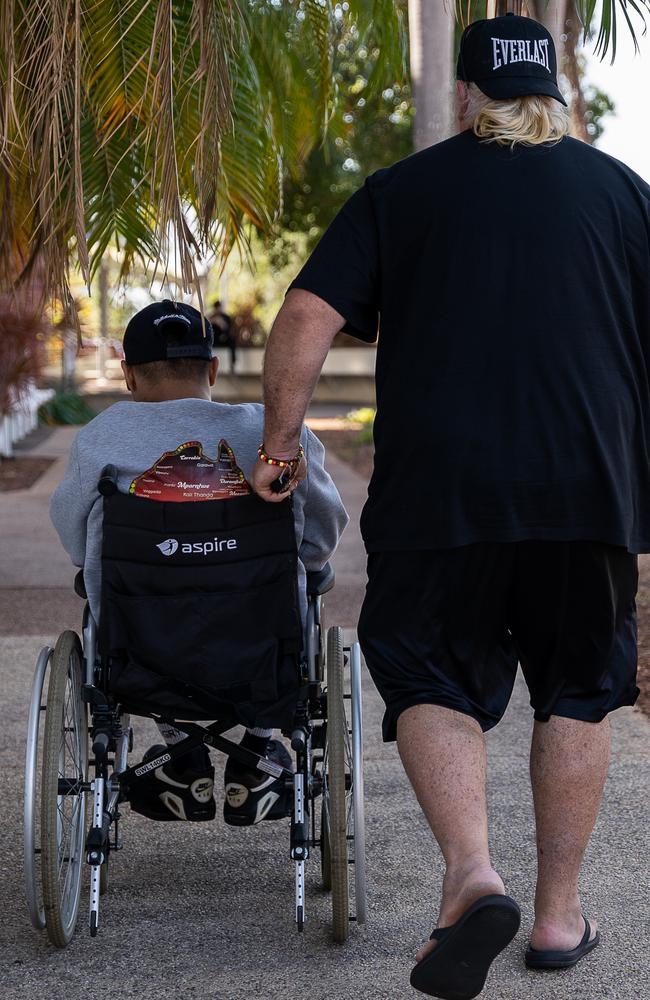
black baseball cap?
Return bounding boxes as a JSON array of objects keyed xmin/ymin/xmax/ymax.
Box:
[
  {"xmin": 123, "ymin": 300, "xmax": 213, "ymax": 365},
  {"xmin": 457, "ymin": 13, "xmax": 567, "ymax": 107}
]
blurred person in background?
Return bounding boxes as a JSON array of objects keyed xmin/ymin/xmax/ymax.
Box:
[{"xmin": 208, "ymin": 298, "xmax": 238, "ymax": 373}]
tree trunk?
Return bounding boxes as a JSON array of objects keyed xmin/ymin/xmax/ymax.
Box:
[
  {"xmin": 564, "ymin": 12, "xmax": 590, "ymax": 142},
  {"xmin": 408, "ymin": 0, "xmax": 455, "ymax": 151},
  {"xmin": 529, "ymin": 0, "xmax": 569, "ymax": 66},
  {"xmin": 488, "ymin": 1, "xmax": 526, "ymax": 14},
  {"xmin": 529, "ymin": 0, "xmax": 591, "ymax": 141}
]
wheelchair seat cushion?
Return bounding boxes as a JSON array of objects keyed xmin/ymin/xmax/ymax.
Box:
[{"xmin": 99, "ymin": 491, "xmax": 303, "ymax": 728}]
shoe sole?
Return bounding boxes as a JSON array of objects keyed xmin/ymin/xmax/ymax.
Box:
[{"xmin": 410, "ymin": 895, "xmax": 521, "ymax": 1000}]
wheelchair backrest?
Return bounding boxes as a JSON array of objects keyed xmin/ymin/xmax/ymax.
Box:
[{"xmin": 99, "ymin": 491, "xmax": 303, "ymax": 728}]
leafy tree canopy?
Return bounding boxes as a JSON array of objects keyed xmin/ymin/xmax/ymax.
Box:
[
  {"xmin": 0, "ymin": 0, "xmax": 406, "ymax": 312},
  {"xmin": 281, "ymin": 13, "xmax": 413, "ymax": 251}
]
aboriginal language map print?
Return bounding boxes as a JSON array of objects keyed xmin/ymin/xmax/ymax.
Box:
[{"xmin": 130, "ymin": 439, "xmax": 252, "ymax": 501}]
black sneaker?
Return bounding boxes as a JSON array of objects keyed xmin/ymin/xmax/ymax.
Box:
[
  {"xmin": 224, "ymin": 738, "xmax": 292, "ymax": 826},
  {"xmin": 129, "ymin": 744, "xmax": 216, "ymax": 822}
]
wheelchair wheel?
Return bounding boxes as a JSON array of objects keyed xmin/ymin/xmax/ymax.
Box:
[
  {"xmin": 40, "ymin": 631, "xmax": 88, "ymax": 948},
  {"xmin": 320, "ymin": 801, "xmax": 331, "ymax": 891},
  {"xmin": 323, "ymin": 626, "xmax": 350, "ymax": 942},
  {"xmin": 321, "ymin": 627, "xmax": 367, "ymax": 941},
  {"xmin": 349, "ymin": 641, "xmax": 367, "ymax": 927},
  {"xmin": 24, "ymin": 645, "xmax": 53, "ymax": 931}
]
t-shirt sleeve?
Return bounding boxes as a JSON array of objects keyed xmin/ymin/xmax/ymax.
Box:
[{"xmin": 287, "ymin": 180, "xmax": 379, "ymax": 343}]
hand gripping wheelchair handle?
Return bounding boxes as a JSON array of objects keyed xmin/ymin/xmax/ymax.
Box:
[
  {"xmin": 98, "ymin": 464, "xmax": 119, "ymax": 496},
  {"xmin": 270, "ymin": 466, "xmax": 294, "ymax": 494}
]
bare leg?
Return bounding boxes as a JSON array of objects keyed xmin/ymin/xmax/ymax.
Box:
[
  {"xmin": 397, "ymin": 704, "xmax": 505, "ymax": 961},
  {"xmin": 529, "ymin": 715, "xmax": 609, "ymax": 951}
]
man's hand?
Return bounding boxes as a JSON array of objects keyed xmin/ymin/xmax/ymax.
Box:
[
  {"xmin": 258, "ymin": 290, "xmax": 344, "ymax": 504},
  {"xmin": 251, "ymin": 455, "xmax": 307, "ymax": 503}
]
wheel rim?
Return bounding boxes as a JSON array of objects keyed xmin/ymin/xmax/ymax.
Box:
[
  {"xmin": 323, "ymin": 626, "xmax": 350, "ymax": 942},
  {"xmin": 349, "ymin": 642, "xmax": 367, "ymax": 926},
  {"xmin": 24, "ymin": 646, "xmax": 52, "ymax": 930},
  {"xmin": 41, "ymin": 633, "xmax": 87, "ymax": 946},
  {"xmin": 320, "ymin": 632, "xmax": 367, "ymax": 936}
]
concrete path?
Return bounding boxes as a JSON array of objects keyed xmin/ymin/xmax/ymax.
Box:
[{"xmin": 1, "ymin": 427, "xmax": 649, "ymax": 1000}]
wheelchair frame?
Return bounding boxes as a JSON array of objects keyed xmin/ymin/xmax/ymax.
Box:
[{"xmin": 24, "ymin": 581, "xmax": 366, "ymax": 947}]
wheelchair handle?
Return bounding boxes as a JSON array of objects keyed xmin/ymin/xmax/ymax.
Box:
[
  {"xmin": 98, "ymin": 464, "xmax": 119, "ymax": 496},
  {"xmin": 270, "ymin": 466, "xmax": 297, "ymax": 494}
]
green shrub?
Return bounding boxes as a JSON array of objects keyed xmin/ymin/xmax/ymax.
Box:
[
  {"xmin": 39, "ymin": 392, "xmax": 95, "ymax": 426},
  {"xmin": 346, "ymin": 406, "xmax": 375, "ymax": 445}
]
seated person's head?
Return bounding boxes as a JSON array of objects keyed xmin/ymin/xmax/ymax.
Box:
[{"xmin": 121, "ymin": 300, "xmax": 218, "ymax": 402}]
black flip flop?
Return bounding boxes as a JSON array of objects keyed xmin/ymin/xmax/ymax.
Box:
[
  {"xmin": 410, "ymin": 894, "xmax": 521, "ymax": 1000},
  {"xmin": 525, "ymin": 916, "xmax": 600, "ymax": 970}
]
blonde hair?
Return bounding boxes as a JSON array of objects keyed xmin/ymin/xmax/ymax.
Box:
[{"xmin": 464, "ymin": 82, "xmax": 569, "ymax": 148}]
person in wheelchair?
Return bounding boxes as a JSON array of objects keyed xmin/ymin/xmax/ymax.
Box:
[{"xmin": 50, "ymin": 299, "xmax": 348, "ymax": 827}]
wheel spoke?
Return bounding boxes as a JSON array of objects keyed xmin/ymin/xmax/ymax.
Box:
[{"xmin": 56, "ymin": 805, "xmax": 75, "ymax": 873}]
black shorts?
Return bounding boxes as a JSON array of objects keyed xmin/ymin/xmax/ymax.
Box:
[{"xmin": 358, "ymin": 542, "xmax": 640, "ymax": 742}]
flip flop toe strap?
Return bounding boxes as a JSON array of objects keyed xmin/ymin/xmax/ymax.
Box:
[
  {"xmin": 579, "ymin": 917, "xmax": 591, "ymax": 950},
  {"xmin": 429, "ymin": 927, "xmax": 451, "ymax": 943}
]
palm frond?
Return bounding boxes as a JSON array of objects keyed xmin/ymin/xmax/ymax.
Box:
[
  {"xmin": 244, "ymin": 4, "xmax": 321, "ymax": 177},
  {"xmin": 0, "ymin": 0, "xmax": 407, "ymax": 309},
  {"xmin": 187, "ymin": 0, "xmax": 235, "ymax": 238},
  {"xmin": 74, "ymin": 0, "xmax": 89, "ymax": 288},
  {"xmin": 579, "ymin": 0, "xmax": 650, "ymax": 60},
  {"xmin": 347, "ymin": 0, "xmax": 409, "ymax": 90},
  {"xmin": 304, "ymin": 0, "xmax": 335, "ymax": 135}
]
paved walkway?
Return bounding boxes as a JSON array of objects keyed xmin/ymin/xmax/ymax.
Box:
[{"xmin": 1, "ymin": 427, "xmax": 649, "ymax": 1000}]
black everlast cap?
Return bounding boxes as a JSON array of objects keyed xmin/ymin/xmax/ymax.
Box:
[
  {"xmin": 123, "ymin": 300, "xmax": 213, "ymax": 365},
  {"xmin": 457, "ymin": 13, "xmax": 567, "ymax": 107}
]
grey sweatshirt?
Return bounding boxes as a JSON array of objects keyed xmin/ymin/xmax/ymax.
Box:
[{"xmin": 50, "ymin": 398, "xmax": 348, "ymax": 624}]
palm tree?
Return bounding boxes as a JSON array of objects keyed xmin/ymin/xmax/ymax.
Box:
[
  {"xmin": 0, "ymin": 1, "xmax": 407, "ymax": 313},
  {"xmin": 409, "ymin": 1, "xmax": 455, "ymax": 150}
]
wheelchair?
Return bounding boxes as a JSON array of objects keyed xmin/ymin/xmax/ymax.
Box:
[{"xmin": 24, "ymin": 466, "xmax": 366, "ymax": 947}]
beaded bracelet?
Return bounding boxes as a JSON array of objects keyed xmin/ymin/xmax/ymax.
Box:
[{"xmin": 257, "ymin": 443, "xmax": 304, "ymax": 469}]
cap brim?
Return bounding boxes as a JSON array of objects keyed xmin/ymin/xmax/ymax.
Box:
[{"xmin": 475, "ymin": 76, "xmax": 567, "ymax": 107}]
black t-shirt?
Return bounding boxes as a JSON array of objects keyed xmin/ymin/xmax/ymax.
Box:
[{"xmin": 289, "ymin": 130, "xmax": 650, "ymax": 553}]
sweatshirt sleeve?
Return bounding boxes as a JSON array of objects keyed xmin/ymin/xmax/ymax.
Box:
[
  {"xmin": 49, "ymin": 436, "xmax": 93, "ymax": 568},
  {"xmin": 298, "ymin": 428, "xmax": 349, "ymax": 571}
]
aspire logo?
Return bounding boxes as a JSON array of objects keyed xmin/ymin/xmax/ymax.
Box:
[
  {"xmin": 155, "ymin": 536, "xmax": 238, "ymax": 556},
  {"xmin": 156, "ymin": 538, "xmax": 179, "ymax": 556}
]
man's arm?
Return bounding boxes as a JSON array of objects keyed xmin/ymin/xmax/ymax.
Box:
[{"xmin": 252, "ymin": 288, "xmax": 345, "ymax": 502}]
